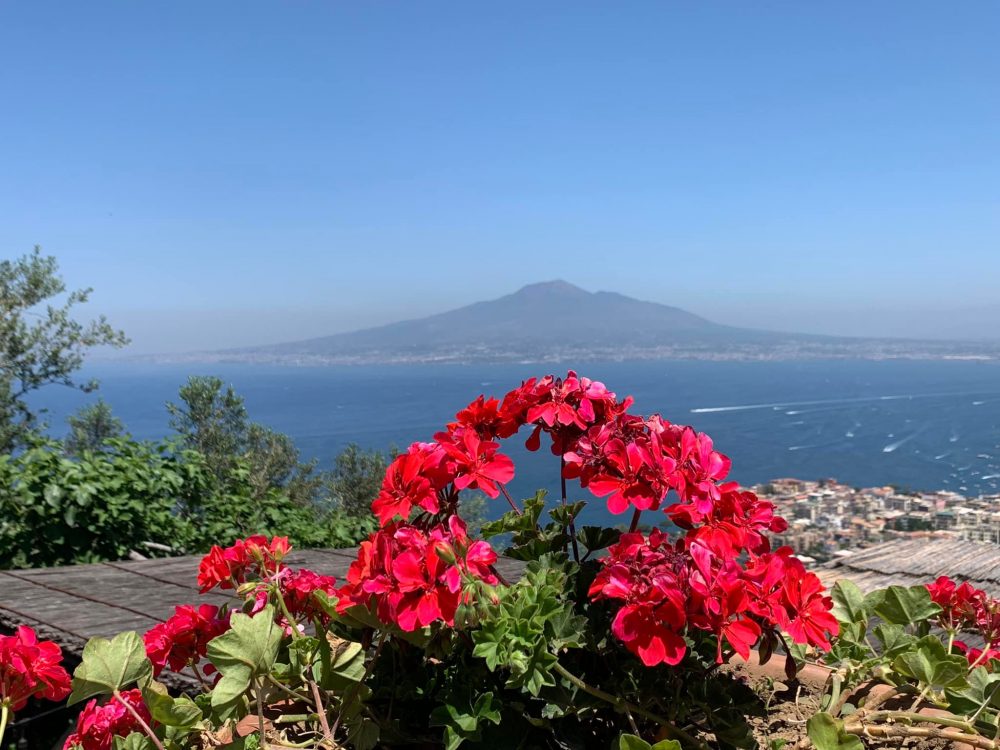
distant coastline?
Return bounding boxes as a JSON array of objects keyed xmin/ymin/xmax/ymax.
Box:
[{"xmin": 129, "ymin": 338, "xmax": 1000, "ymax": 367}]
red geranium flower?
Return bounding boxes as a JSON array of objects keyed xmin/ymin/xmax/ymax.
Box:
[
  {"xmin": 197, "ymin": 535, "xmax": 290, "ymax": 593},
  {"xmin": 775, "ymin": 572, "xmax": 840, "ymax": 650},
  {"xmin": 281, "ymin": 568, "xmax": 339, "ymax": 623},
  {"xmin": 372, "ymin": 442, "xmax": 449, "ymax": 524},
  {"xmin": 63, "ymin": 689, "xmax": 151, "ymax": 750},
  {"xmin": 0, "ymin": 625, "xmax": 71, "ymax": 712},
  {"xmin": 337, "ymin": 516, "xmax": 498, "ymax": 631},
  {"xmin": 436, "ymin": 428, "xmax": 514, "ymax": 499},
  {"xmin": 143, "ymin": 604, "xmax": 230, "ymax": 677}
]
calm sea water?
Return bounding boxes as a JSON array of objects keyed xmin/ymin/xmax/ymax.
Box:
[{"xmin": 30, "ymin": 360, "xmax": 1000, "ymax": 526}]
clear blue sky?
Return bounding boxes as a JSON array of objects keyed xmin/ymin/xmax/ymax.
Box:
[{"xmin": 2, "ymin": 1, "xmax": 998, "ymax": 352}]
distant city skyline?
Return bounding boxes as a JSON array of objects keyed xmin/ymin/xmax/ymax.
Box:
[{"xmin": 2, "ymin": 1, "xmax": 998, "ymax": 353}]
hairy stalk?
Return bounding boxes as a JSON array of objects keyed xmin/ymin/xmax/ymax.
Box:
[
  {"xmin": 265, "ymin": 675, "xmax": 316, "ymax": 707},
  {"xmin": 114, "ymin": 690, "xmax": 166, "ymax": 750},
  {"xmin": 190, "ymin": 661, "xmax": 211, "ymax": 692},
  {"xmin": 498, "ymin": 484, "xmax": 523, "ymax": 515},
  {"xmin": 553, "ymin": 662, "xmax": 708, "ymax": 750},
  {"xmin": 310, "ymin": 679, "xmax": 335, "ymax": 744}
]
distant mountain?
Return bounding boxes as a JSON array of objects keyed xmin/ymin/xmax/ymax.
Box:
[{"xmin": 169, "ymin": 281, "xmax": 1000, "ymax": 365}]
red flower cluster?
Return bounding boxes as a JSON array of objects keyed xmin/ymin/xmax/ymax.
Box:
[
  {"xmin": 197, "ymin": 535, "xmax": 290, "ymax": 593},
  {"xmin": 281, "ymin": 568, "xmax": 339, "ymax": 623},
  {"xmin": 143, "ymin": 604, "xmax": 231, "ymax": 677},
  {"xmin": 0, "ymin": 625, "xmax": 71, "ymax": 711},
  {"xmin": 927, "ymin": 576, "xmax": 1000, "ymax": 666},
  {"xmin": 337, "ymin": 516, "xmax": 498, "ymax": 631},
  {"xmin": 344, "ymin": 371, "xmax": 837, "ymax": 665},
  {"xmin": 587, "ymin": 529, "xmax": 837, "ymax": 666},
  {"xmin": 64, "ymin": 689, "xmax": 151, "ymax": 750}
]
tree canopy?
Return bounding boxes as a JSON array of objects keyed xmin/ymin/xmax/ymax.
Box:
[{"xmin": 0, "ymin": 247, "xmax": 128, "ymax": 452}]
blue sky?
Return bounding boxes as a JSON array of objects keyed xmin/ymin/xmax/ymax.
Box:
[{"xmin": 2, "ymin": 2, "xmax": 998, "ymax": 352}]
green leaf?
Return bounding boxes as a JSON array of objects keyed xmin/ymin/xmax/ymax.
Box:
[
  {"xmin": 807, "ymin": 713, "xmax": 863, "ymax": 750},
  {"xmin": 947, "ymin": 666, "xmax": 1000, "ymax": 715},
  {"xmin": 113, "ymin": 734, "xmax": 157, "ymax": 750},
  {"xmin": 69, "ymin": 631, "xmax": 153, "ymax": 705},
  {"xmin": 892, "ymin": 635, "xmax": 969, "ymax": 701},
  {"xmin": 617, "ymin": 736, "xmax": 682, "ymax": 750},
  {"xmin": 318, "ymin": 635, "xmax": 366, "ymax": 690},
  {"xmin": 830, "ymin": 580, "xmax": 867, "ymax": 624},
  {"xmin": 872, "ymin": 623, "xmax": 917, "ymax": 658},
  {"xmin": 347, "ymin": 717, "xmax": 380, "ymax": 750},
  {"xmin": 206, "ymin": 606, "xmax": 282, "ymax": 719},
  {"xmin": 142, "ymin": 680, "xmax": 203, "ymax": 728},
  {"xmin": 430, "ymin": 692, "xmax": 501, "ymax": 750},
  {"xmin": 548, "ymin": 501, "xmax": 586, "ymax": 527},
  {"xmin": 577, "ymin": 526, "xmax": 621, "ymax": 555},
  {"xmin": 619, "ymin": 735, "xmax": 653, "ymax": 750},
  {"xmin": 873, "ymin": 586, "xmax": 942, "ymax": 626}
]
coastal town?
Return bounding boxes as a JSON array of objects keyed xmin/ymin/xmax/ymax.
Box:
[{"xmin": 756, "ymin": 477, "xmax": 1000, "ymax": 562}]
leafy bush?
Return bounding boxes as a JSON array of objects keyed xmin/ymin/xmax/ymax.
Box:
[
  {"xmin": 0, "ymin": 437, "xmax": 376, "ymax": 570},
  {"xmin": 805, "ymin": 576, "xmax": 1000, "ymax": 750},
  {"xmin": 0, "ymin": 438, "xmax": 194, "ymax": 568}
]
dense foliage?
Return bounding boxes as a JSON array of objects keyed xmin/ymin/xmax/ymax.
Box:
[{"xmin": 0, "ymin": 437, "xmax": 377, "ymax": 570}]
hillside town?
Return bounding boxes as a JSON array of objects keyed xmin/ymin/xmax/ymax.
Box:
[{"xmin": 756, "ymin": 477, "xmax": 1000, "ymax": 562}]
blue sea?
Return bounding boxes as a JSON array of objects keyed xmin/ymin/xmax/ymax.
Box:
[{"xmin": 30, "ymin": 360, "xmax": 1000, "ymax": 526}]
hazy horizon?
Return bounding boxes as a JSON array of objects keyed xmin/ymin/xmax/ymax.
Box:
[
  {"xmin": 91, "ymin": 279, "xmax": 1000, "ymax": 356},
  {"xmin": 3, "ymin": 2, "xmax": 999, "ymax": 354}
]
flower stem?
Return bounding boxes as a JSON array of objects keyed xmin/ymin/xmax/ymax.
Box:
[
  {"xmin": 629, "ymin": 508, "xmax": 642, "ymax": 533},
  {"xmin": 498, "ymin": 484, "xmax": 522, "ymax": 515},
  {"xmin": 273, "ymin": 586, "xmax": 303, "ymax": 640},
  {"xmin": 309, "ymin": 679, "xmax": 335, "ymax": 744},
  {"xmin": 553, "ymin": 662, "xmax": 707, "ymax": 750},
  {"xmin": 114, "ymin": 690, "xmax": 165, "ymax": 750},
  {"xmin": 0, "ymin": 703, "xmax": 10, "ymax": 750},
  {"xmin": 560, "ymin": 458, "xmax": 580, "ymax": 562}
]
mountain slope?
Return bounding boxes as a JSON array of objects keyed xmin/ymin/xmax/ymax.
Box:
[
  {"xmin": 197, "ymin": 281, "xmax": 997, "ymax": 365},
  {"xmin": 251, "ymin": 281, "xmax": 768, "ymax": 356}
]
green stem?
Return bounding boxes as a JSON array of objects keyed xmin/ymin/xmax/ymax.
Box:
[
  {"xmin": 273, "ymin": 587, "xmax": 303, "ymax": 640},
  {"xmin": 854, "ymin": 710, "xmax": 976, "ymax": 733},
  {"xmin": 969, "ymin": 681, "xmax": 1000, "ymax": 724},
  {"xmin": 0, "ymin": 703, "xmax": 10, "ymax": 750},
  {"xmin": 553, "ymin": 662, "xmax": 708, "ymax": 750},
  {"xmin": 265, "ymin": 675, "xmax": 315, "ymax": 707}
]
